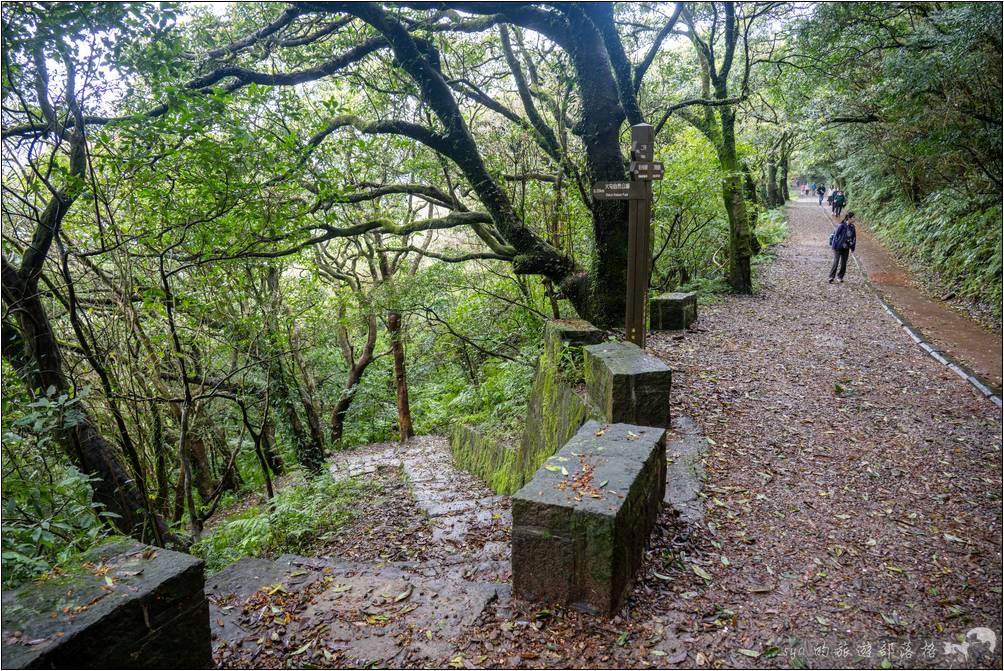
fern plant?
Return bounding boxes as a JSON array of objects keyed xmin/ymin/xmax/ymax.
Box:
[{"xmin": 191, "ymin": 474, "xmax": 373, "ymax": 572}]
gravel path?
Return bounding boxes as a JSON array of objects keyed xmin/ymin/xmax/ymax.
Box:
[{"xmin": 644, "ymin": 199, "xmax": 1002, "ymax": 668}]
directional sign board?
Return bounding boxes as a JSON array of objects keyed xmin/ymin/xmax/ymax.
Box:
[
  {"xmin": 589, "ymin": 123, "xmax": 661, "ymax": 348},
  {"xmin": 629, "ymin": 161, "xmax": 664, "ymax": 181},
  {"xmin": 593, "ymin": 181, "xmax": 646, "ymax": 200}
]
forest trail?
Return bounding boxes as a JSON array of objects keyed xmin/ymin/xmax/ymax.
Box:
[
  {"xmin": 647, "ymin": 199, "xmax": 1002, "ymax": 667},
  {"xmin": 206, "ymin": 437, "xmax": 514, "ymax": 668},
  {"xmin": 809, "ymin": 196, "xmax": 1002, "ymax": 393},
  {"xmin": 205, "ymin": 201, "xmax": 1001, "ymax": 669}
]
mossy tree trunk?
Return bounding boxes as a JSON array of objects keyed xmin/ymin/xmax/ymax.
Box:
[{"xmin": 678, "ymin": 2, "xmax": 754, "ymax": 293}]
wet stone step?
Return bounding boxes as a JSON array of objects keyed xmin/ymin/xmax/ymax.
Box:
[
  {"xmin": 423, "ymin": 496, "xmax": 503, "ymax": 517},
  {"xmin": 207, "ymin": 555, "xmax": 503, "ymax": 668},
  {"xmin": 430, "ymin": 509, "xmax": 510, "ymax": 543}
]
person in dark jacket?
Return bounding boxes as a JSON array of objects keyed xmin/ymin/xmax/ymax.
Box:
[
  {"xmin": 828, "ymin": 212, "xmax": 857, "ymax": 283},
  {"xmin": 833, "ymin": 190, "xmax": 847, "ymax": 217},
  {"xmin": 816, "ymin": 184, "xmax": 826, "ymax": 205}
]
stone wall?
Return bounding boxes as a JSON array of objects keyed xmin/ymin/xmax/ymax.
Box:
[
  {"xmin": 450, "ymin": 320, "xmax": 605, "ymax": 495},
  {"xmin": 450, "ymin": 319, "xmax": 672, "ymax": 495},
  {"xmin": 650, "ymin": 291, "xmax": 697, "ymax": 330},
  {"xmin": 449, "ymin": 424, "xmax": 522, "ymax": 494},
  {"xmin": 1, "ymin": 541, "xmax": 212, "ymax": 669},
  {"xmin": 584, "ymin": 341, "xmax": 673, "ymax": 427}
]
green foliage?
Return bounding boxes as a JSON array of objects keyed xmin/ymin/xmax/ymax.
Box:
[
  {"xmin": 852, "ymin": 191, "xmax": 1002, "ymax": 313},
  {"xmin": 394, "ymin": 260, "xmax": 547, "ymax": 441},
  {"xmin": 191, "ymin": 474, "xmax": 373, "ymax": 573},
  {"xmin": 755, "ymin": 208, "xmax": 790, "ymax": 249},
  {"xmin": 1, "ymin": 386, "xmax": 113, "ymax": 588},
  {"xmin": 650, "ymin": 125, "xmax": 730, "ymax": 292},
  {"xmin": 413, "ymin": 349, "xmax": 538, "ymax": 440}
]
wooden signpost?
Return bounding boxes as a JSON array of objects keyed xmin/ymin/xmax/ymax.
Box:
[{"xmin": 593, "ymin": 123, "xmax": 663, "ymax": 348}]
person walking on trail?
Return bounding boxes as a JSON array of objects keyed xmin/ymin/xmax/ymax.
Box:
[
  {"xmin": 827, "ymin": 189, "xmax": 835, "ymax": 212},
  {"xmin": 816, "ymin": 184, "xmax": 826, "ymax": 205},
  {"xmin": 833, "ymin": 189, "xmax": 847, "ymax": 217},
  {"xmin": 828, "ymin": 212, "xmax": 857, "ymax": 283}
]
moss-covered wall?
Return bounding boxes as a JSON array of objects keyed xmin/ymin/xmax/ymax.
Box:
[
  {"xmin": 449, "ymin": 425, "xmax": 522, "ymax": 495},
  {"xmin": 450, "ymin": 320, "xmax": 605, "ymax": 495},
  {"xmin": 514, "ymin": 365, "xmax": 600, "ymax": 491}
]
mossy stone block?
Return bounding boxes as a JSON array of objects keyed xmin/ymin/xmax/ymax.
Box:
[
  {"xmin": 650, "ymin": 291, "xmax": 697, "ymax": 330},
  {"xmin": 543, "ymin": 319, "xmax": 607, "ymax": 355},
  {"xmin": 584, "ymin": 341, "xmax": 672, "ymax": 428},
  {"xmin": 512, "ymin": 421, "xmax": 666, "ymax": 615},
  {"xmin": 1, "ymin": 541, "xmax": 211, "ymax": 669}
]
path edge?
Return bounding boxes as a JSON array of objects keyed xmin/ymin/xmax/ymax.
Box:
[{"xmin": 847, "ymin": 250, "xmax": 1003, "ymax": 409}]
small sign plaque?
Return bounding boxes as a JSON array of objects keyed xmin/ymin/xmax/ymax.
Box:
[
  {"xmin": 629, "ymin": 161, "xmax": 664, "ymax": 180},
  {"xmin": 592, "ymin": 181, "xmax": 647, "ymax": 199},
  {"xmin": 631, "ymin": 141, "xmax": 653, "ymax": 162}
]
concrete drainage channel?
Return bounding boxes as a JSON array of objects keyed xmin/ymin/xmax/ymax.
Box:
[{"xmin": 849, "ymin": 252, "xmax": 1003, "ymax": 409}]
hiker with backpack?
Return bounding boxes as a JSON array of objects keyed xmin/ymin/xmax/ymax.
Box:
[
  {"xmin": 828, "ymin": 212, "xmax": 857, "ymax": 283},
  {"xmin": 832, "ymin": 190, "xmax": 847, "ymax": 217},
  {"xmin": 816, "ymin": 184, "xmax": 826, "ymax": 205}
]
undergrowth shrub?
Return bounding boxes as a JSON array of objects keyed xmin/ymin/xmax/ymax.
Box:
[
  {"xmin": 413, "ymin": 348, "xmax": 537, "ymax": 440},
  {"xmin": 848, "ymin": 186, "xmax": 1002, "ymax": 318},
  {"xmin": 191, "ymin": 474, "xmax": 373, "ymax": 573},
  {"xmin": 756, "ymin": 208, "xmax": 790, "ymax": 248},
  {"xmin": 1, "ymin": 386, "xmax": 115, "ymax": 588}
]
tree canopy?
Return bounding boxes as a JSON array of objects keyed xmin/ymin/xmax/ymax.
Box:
[{"xmin": 2, "ymin": 1, "xmax": 1000, "ymax": 579}]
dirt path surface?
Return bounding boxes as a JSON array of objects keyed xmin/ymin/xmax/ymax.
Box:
[
  {"xmin": 207, "ymin": 200, "xmax": 1001, "ymax": 670},
  {"xmin": 644, "ymin": 199, "xmax": 1002, "ymax": 668},
  {"xmin": 811, "ymin": 196, "xmax": 1002, "ymax": 392}
]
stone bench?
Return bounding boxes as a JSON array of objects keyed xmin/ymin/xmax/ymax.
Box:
[
  {"xmin": 650, "ymin": 291, "xmax": 697, "ymax": 330},
  {"xmin": 512, "ymin": 421, "xmax": 666, "ymax": 615},
  {"xmin": 1, "ymin": 541, "xmax": 211, "ymax": 669},
  {"xmin": 584, "ymin": 341, "xmax": 672, "ymax": 428}
]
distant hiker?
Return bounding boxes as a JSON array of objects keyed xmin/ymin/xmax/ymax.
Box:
[
  {"xmin": 816, "ymin": 184, "xmax": 826, "ymax": 205},
  {"xmin": 833, "ymin": 190, "xmax": 847, "ymax": 217},
  {"xmin": 826, "ymin": 190, "xmax": 835, "ymax": 211},
  {"xmin": 828, "ymin": 212, "xmax": 857, "ymax": 283}
]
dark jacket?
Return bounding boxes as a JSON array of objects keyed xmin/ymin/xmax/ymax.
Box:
[{"xmin": 831, "ymin": 222, "xmax": 856, "ymax": 251}]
